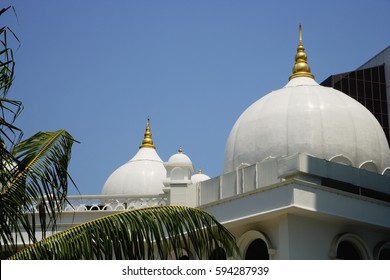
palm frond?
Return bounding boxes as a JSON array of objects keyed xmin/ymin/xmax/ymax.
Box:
[
  {"xmin": 0, "ymin": 97, "xmax": 23, "ymax": 147},
  {"xmin": 0, "ymin": 5, "xmax": 23, "ymax": 148},
  {"xmin": 0, "ymin": 5, "xmax": 19, "ymax": 98},
  {"xmin": 0, "ymin": 129, "xmax": 77, "ymax": 258},
  {"xmin": 8, "ymin": 206, "xmax": 239, "ymax": 260}
]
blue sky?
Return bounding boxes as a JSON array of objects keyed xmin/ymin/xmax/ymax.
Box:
[{"xmin": 3, "ymin": 0, "xmax": 390, "ymax": 195}]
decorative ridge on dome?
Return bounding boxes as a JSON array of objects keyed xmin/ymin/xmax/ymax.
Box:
[
  {"xmin": 289, "ymin": 24, "xmax": 315, "ymax": 81},
  {"xmin": 139, "ymin": 117, "xmax": 156, "ymax": 149}
]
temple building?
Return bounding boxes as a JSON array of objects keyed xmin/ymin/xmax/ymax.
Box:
[{"xmin": 30, "ymin": 27, "xmax": 390, "ymax": 259}]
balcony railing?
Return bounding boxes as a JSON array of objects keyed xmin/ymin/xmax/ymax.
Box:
[{"xmin": 56, "ymin": 194, "xmax": 168, "ymax": 212}]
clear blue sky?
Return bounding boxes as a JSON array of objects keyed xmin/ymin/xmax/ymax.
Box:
[{"xmin": 3, "ymin": 0, "xmax": 390, "ymax": 195}]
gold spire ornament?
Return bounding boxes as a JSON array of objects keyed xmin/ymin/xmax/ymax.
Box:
[
  {"xmin": 139, "ymin": 117, "xmax": 156, "ymax": 149},
  {"xmin": 289, "ymin": 24, "xmax": 315, "ymax": 80}
]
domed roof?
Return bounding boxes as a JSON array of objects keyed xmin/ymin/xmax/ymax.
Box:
[
  {"xmin": 168, "ymin": 147, "xmax": 192, "ymax": 165},
  {"xmin": 223, "ymin": 27, "xmax": 390, "ymax": 175},
  {"xmin": 191, "ymin": 170, "xmax": 211, "ymax": 183},
  {"xmin": 101, "ymin": 118, "xmax": 166, "ymax": 196}
]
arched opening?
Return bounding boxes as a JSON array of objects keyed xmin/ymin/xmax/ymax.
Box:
[
  {"xmin": 245, "ymin": 239, "xmax": 269, "ymax": 260},
  {"xmin": 330, "ymin": 233, "xmax": 370, "ymax": 260},
  {"xmin": 237, "ymin": 230, "xmax": 273, "ymax": 260},
  {"xmin": 336, "ymin": 240, "xmax": 362, "ymax": 260}
]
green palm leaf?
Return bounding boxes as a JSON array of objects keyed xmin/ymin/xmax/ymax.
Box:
[
  {"xmin": 8, "ymin": 206, "xmax": 239, "ymax": 260},
  {"xmin": 0, "ymin": 6, "xmax": 19, "ymax": 97},
  {"xmin": 0, "ymin": 5, "xmax": 23, "ymax": 152},
  {"xmin": 0, "ymin": 129, "xmax": 77, "ymax": 258}
]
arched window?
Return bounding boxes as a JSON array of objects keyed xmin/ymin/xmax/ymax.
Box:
[
  {"xmin": 245, "ymin": 239, "xmax": 269, "ymax": 260},
  {"xmin": 237, "ymin": 230, "xmax": 274, "ymax": 260},
  {"xmin": 336, "ymin": 240, "xmax": 362, "ymax": 260},
  {"xmin": 330, "ymin": 233, "xmax": 370, "ymax": 260}
]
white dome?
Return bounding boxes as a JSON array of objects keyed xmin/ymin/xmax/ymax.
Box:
[
  {"xmin": 101, "ymin": 147, "xmax": 166, "ymax": 196},
  {"xmin": 101, "ymin": 118, "xmax": 166, "ymax": 196},
  {"xmin": 223, "ymin": 77, "xmax": 390, "ymax": 174},
  {"xmin": 168, "ymin": 148, "xmax": 192, "ymax": 165},
  {"xmin": 191, "ymin": 170, "xmax": 211, "ymax": 183}
]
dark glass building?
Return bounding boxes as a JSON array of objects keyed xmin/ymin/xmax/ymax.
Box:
[{"xmin": 321, "ymin": 46, "xmax": 390, "ymax": 145}]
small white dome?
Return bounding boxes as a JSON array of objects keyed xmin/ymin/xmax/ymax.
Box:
[
  {"xmin": 191, "ymin": 170, "xmax": 210, "ymax": 183},
  {"xmin": 101, "ymin": 118, "xmax": 166, "ymax": 196},
  {"xmin": 101, "ymin": 147, "xmax": 166, "ymax": 196},
  {"xmin": 168, "ymin": 147, "xmax": 192, "ymax": 165}
]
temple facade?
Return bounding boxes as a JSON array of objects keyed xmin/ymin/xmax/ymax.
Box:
[{"xmin": 28, "ymin": 27, "xmax": 390, "ymax": 259}]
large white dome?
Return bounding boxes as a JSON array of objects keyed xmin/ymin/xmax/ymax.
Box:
[
  {"xmin": 101, "ymin": 119, "xmax": 166, "ymax": 196},
  {"xmin": 223, "ymin": 29, "xmax": 390, "ymax": 175}
]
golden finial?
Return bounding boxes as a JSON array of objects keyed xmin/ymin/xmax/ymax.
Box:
[
  {"xmin": 178, "ymin": 146, "xmax": 183, "ymax": 153},
  {"xmin": 289, "ymin": 24, "xmax": 315, "ymax": 81},
  {"xmin": 197, "ymin": 170, "xmax": 202, "ymax": 174},
  {"xmin": 139, "ymin": 117, "xmax": 156, "ymax": 149}
]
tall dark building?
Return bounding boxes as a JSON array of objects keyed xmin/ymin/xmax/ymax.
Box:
[{"xmin": 321, "ymin": 46, "xmax": 390, "ymax": 145}]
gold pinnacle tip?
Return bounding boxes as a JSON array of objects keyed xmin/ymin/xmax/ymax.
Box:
[
  {"xmin": 139, "ymin": 117, "xmax": 156, "ymax": 149},
  {"xmin": 289, "ymin": 24, "xmax": 315, "ymax": 81}
]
